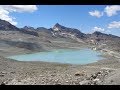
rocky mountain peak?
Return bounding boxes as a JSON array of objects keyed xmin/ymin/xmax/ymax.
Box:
[
  {"xmin": 54, "ymin": 23, "xmax": 61, "ymax": 27},
  {"xmin": 52, "ymin": 23, "xmax": 64, "ymax": 31},
  {"xmin": 52, "ymin": 23, "xmax": 85, "ymax": 39}
]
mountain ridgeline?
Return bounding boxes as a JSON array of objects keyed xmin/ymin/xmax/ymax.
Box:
[
  {"xmin": 0, "ymin": 19, "xmax": 119, "ymax": 41},
  {"xmin": 0, "ymin": 19, "xmax": 120, "ymax": 53},
  {"xmin": 1, "ymin": 19, "xmax": 120, "ymax": 85}
]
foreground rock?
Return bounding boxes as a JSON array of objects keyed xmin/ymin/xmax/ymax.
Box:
[{"xmin": 0, "ymin": 55, "xmax": 119, "ymax": 85}]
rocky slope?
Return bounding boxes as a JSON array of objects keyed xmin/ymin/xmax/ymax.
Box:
[
  {"xmin": 85, "ymin": 31, "xmax": 120, "ymax": 59},
  {"xmin": 0, "ymin": 19, "xmax": 19, "ymax": 31},
  {"xmin": 52, "ymin": 23, "xmax": 85, "ymax": 38},
  {"xmin": 0, "ymin": 19, "xmax": 120, "ymax": 57},
  {"xmin": 0, "ymin": 19, "xmax": 120, "ymax": 85},
  {"xmin": 0, "ymin": 19, "xmax": 86, "ymax": 56}
]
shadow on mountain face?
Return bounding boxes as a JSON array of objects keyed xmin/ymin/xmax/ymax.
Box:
[{"xmin": 0, "ymin": 39, "xmax": 43, "ymax": 51}]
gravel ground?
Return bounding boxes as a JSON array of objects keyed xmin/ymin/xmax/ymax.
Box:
[{"xmin": 0, "ymin": 53, "xmax": 120, "ymax": 85}]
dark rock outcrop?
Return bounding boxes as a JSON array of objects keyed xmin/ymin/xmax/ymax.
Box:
[{"xmin": 0, "ymin": 19, "xmax": 19, "ymax": 31}]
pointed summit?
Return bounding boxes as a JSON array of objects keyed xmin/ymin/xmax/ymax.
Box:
[
  {"xmin": 53, "ymin": 23, "xmax": 63, "ymax": 28},
  {"xmin": 53, "ymin": 23, "xmax": 68, "ymax": 31},
  {"xmin": 54, "ymin": 23, "xmax": 61, "ymax": 27},
  {"xmin": 53, "ymin": 23, "xmax": 62, "ymax": 31}
]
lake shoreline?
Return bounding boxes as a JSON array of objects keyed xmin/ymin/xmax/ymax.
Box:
[
  {"xmin": 1, "ymin": 47, "xmax": 120, "ymax": 85},
  {"xmin": 7, "ymin": 48, "xmax": 104, "ymax": 65}
]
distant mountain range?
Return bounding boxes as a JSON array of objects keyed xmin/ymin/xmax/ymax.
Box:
[
  {"xmin": 0, "ymin": 19, "xmax": 120, "ymax": 54},
  {"xmin": 0, "ymin": 19, "xmax": 119, "ymax": 39}
]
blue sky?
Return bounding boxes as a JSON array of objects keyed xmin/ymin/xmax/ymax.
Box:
[{"xmin": 0, "ymin": 5, "xmax": 120, "ymax": 36}]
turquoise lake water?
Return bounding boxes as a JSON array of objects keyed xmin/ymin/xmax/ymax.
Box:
[{"xmin": 7, "ymin": 48, "xmax": 104, "ymax": 64}]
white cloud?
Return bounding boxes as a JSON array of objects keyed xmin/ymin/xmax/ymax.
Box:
[
  {"xmin": 89, "ymin": 5, "xmax": 120, "ymax": 18},
  {"xmin": 0, "ymin": 5, "xmax": 38, "ymax": 13},
  {"xmin": 0, "ymin": 7, "xmax": 17, "ymax": 25},
  {"xmin": 104, "ymin": 5, "xmax": 120, "ymax": 17},
  {"xmin": 89, "ymin": 10, "xmax": 103, "ymax": 18},
  {"xmin": 0, "ymin": 5, "xmax": 38, "ymax": 25},
  {"xmin": 92, "ymin": 26, "xmax": 105, "ymax": 32},
  {"xmin": 108, "ymin": 21, "xmax": 120, "ymax": 29}
]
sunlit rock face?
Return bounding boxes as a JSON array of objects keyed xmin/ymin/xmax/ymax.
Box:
[
  {"xmin": 53, "ymin": 25, "xmax": 60, "ymax": 31},
  {"xmin": 52, "ymin": 23, "xmax": 63, "ymax": 31},
  {"xmin": 52, "ymin": 23, "xmax": 86, "ymax": 42}
]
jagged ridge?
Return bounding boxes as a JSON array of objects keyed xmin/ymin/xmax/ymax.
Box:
[{"xmin": 0, "ymin": 19, "xmax": 120, "ymax": 53}]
